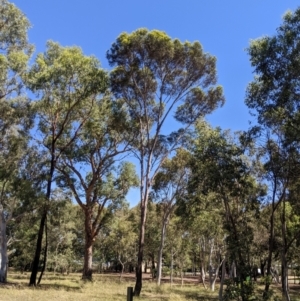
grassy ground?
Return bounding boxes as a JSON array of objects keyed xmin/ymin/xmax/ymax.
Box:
[
  {"xmin": 1, "ymin": 272, "xmax": 218, "ymax": 301},
  {"xmin": 1, "ymin": 271, "xmax": 300, "ymax": 301}
]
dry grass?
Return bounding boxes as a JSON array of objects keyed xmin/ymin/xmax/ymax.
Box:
[
  {"xmin": 1, "ymin": 271, "xmax": 218, "ymax": 301},
  {"xmin": 1, "ymin": 271, "xmax": 300, "ymax": 301}
]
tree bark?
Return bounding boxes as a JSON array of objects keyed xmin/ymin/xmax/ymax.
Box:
[
  {"xmin": 82, "ymin": 239, "xmax": 93, "ymax": 280},
  {"xmin": 82, "ymin": 210, "xmax": 94, "ymax": 280},
  {"xmin": 0, "ymin": 207, "xmax": 8, "ymax": 283},
  {"xmin": 37, "ymin": 215, "xmax": 48, "ymax": 284},
  {"xmin": 210, "ymin": 260, "xmax": 223, "ymax": 292},
  {"xmin": 281, "ymin": 199, "xmax": 290, "ymax": 301},
  {"xmin": 219, "ymin": 257, "xmax": 226, "ymax": 301},
  {"xmin": 29, "ymin": 210, "xmax": 47, "ymax": 286},
  {"xmin": 29, "ymin": 153, "xmax": 55, "ymax": 286},
  {"xmin": 199, "ymin": 265, "xmax": 207, "ymax": 289},
  {"xmin": 157, "ymin": 219, "xmax": 167, "ymax": 285},
  {"xmin": 134, "ymin": 192, "xmax": 148, "ymax": 296}
]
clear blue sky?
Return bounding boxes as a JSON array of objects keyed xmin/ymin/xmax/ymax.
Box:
[{"xmin": 12, "ymin": 0, "xmax": 300, "ymax": 206}]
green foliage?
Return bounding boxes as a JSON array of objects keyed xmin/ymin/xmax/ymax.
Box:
[
  {"xmin": 223, "ymin": 278, "xmax": 257, "ymax": 301},
  {"xmin": 246, "ymin": 7, "xmax": 300, "ymax": 144},
  {"xmin": 108, "ymin": 28, "xmax": 224, "ymax": 133}
]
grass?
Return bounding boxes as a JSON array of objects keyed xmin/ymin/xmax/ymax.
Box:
[
  {"xmin": 1, "ymin": 271, "xmax": 219, "ymax": 301},
  {"xmin": 1, "ymin": 271, "xmax": 300, "ymax": 301}
]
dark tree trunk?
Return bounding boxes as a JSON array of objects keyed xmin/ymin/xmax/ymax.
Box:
[
  {"xmin": 29, "ymin": 152, "xmax": 55, "ymax": 286},
  {"xmin": 260, "ymin": 259, "xmax": 267, "ymax": 277},
  {"xmin": 82, "ymin": 208, "xmax": 95, "ymax": 280},
  {"xmin": 37, "ymin": 215, "xmax": 48, "ymax": 285},
  {"xmin": 29, "ymin": 210, "xmax": 47, "ymax": 286}
]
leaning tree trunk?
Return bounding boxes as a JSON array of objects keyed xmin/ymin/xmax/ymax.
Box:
[
  {"xmin": 210, "ymin": 260, "xmax": 223, "ymax": 292},
  {"xmin": 29, "ymin": 209, "xmax": 47, "ymax": 286},
  {"xmin": 29, "ymin": 154, "xmax": 55, "ymax": 286},
  {"xmin": 38, "ymin": 215, "xmax": 48, "ymax": 284},
  {"xmin": 0, "ymin": 207, "xmax": 8, "ymax": 283}
]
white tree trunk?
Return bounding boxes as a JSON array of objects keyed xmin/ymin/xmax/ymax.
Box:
[
  {"xmin": 157, "ymin": 219, "xmax": 167, "ymax": 285},
  {"xmin": 230, "ymin": 261, "xmax": 236, "ymax": 278},
  {"xmin": 0, "ymin": 207, "xmax": 8, "ymax": 283},
  {"xmin": 210, "ymin": 259, "xmax": 224, "ymax": 292},
  {"xmin": 200, "ymin": 265, "xmax": 207, "ymax": 289}
]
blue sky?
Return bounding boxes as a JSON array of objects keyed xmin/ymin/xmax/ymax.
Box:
[{"xmin": 11, "ymin": 0, "xmax": 300, "ymax": 206}]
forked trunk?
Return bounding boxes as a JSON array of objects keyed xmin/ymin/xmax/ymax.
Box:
[
  {"xmin": 29, "ymin": 154, "xmax": 54, "ymax": 286},
  {"xmin": 210, "ymin": 259, "xmax": 224, "ymax": 292},
  {"xmin": 0, "ymin": 208, "xmax": 8, "ymax": 283}
]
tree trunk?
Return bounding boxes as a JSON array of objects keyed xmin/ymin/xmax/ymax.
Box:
[
  {"xmin": 134, "ymin": 194, "xmax": 148, "ymax": 296},
  {"xmin": 82, "ymin": 239, "xmax": 93, "ymax": 280},
  {"xmin": 281, "ymin": 258, "xmax": 290, "ymax": 301},
  {"xmin": 38, "ymin": 215, "xmax": 48, "ymax": 284},
  {"xmin": 281, "ymin": 199, "xmax": 290, "ymax": 301},
  {"xmin": 29, "ymin": 154, "xmax": 55, "ymax": 286},
  {"xmin": 82, "ymin": 206, "xmax": 95, "ymax": 280},
  {"xmin": 157, "ymin": 219, "xmax": 167, "ymax": 285},
  {"xmin": 264, "ymin": 202, "xmax": 276, "ymax": 296},
  {"xmin": 29, "ymin": 210, "xmax": 47, "ymax": 286},
  {"xmin": 219, "ymin": 257, "xmax": 226, "ymax": 301},
  {"xmin": 0, "ymin": 208, "xmax": 8, "ymax": 283},
  {"xmin": 210, "ymin": 261, "xmax": 223, "ymax": 292},
  {"xmin": 199, "ymin": 265, "xmax": 207, "ymax": 289},
  {"xmin": 119, "ymin": 261, "xmax": 124, "ymax": 282},
  {"xmin": 230, "ymin": 261, "xmax": 237, "ymax": 278},
  {"xmin": 170, "ymin": 248, "xmax": 174, "ymax": 287},
  {"xmin": 260, "ymin": 259, "xmax": 266, "ymax": 277}
]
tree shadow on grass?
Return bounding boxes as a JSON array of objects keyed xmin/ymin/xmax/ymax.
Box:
[
  {"xmin": 171, "ymin": 288, "xmax": 218, "ymax": 301},
  {"xmin": 32, "ymin": 283, "xmax": 82, "ymax": 292}
]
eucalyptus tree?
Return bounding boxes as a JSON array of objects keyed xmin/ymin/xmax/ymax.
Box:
[
  {"xmin": 246, "ymin": 8, "xmax": 300, "ymax": 300},
  {"xmin": 57, "ymin": 132, "xmax": 139, "ymax": 280},
  {"xmin": 107, "ymin": 28, "xmax": 224, "ymax": 295},
  {"xmin": 52, "ymin": 92, "xmax": 138, "ymax": 280},
  {"xmin": 0, "ymin": 0, "xmax": 33, "ymax": 283},
  {"xmin": 25, "ymin": 41, "xmax": 108, "ymax": 285},
  {"xmin": 189, "ymin": 121, "xmax": 265, "ymax": 301},
  {"xmin": 152, "ymin": 148, "xmax": 190, "ymax": 285}
]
